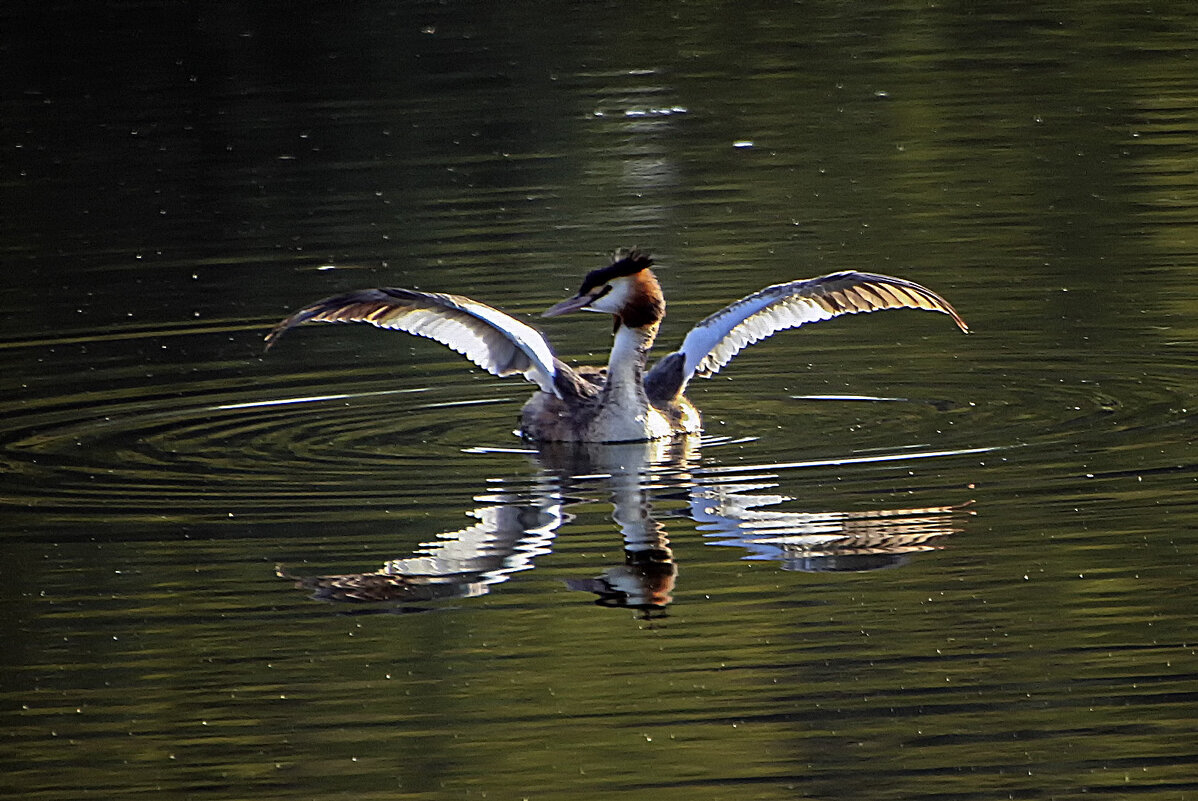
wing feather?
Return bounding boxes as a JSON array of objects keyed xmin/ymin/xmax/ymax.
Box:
[
  {"xmin": 645, "ymin": 271, "xmax": 968, "ymax": 401},
  {"xmin": 265, "ymin": 288, "xmax": 562, "ymax": 396}
]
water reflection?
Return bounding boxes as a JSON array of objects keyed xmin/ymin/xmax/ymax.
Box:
[{"xmin": 278, "ymin": 436, "xmax": 971, "ymax": 614}]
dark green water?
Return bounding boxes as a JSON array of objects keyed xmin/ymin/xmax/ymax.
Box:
[{"xmin": 2, "ymin": 2, "xmax": 1195, "ymax": 799}]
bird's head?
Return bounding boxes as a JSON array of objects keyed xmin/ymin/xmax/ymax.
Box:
[{"xmin": 543, "ymin": 248, "xmax": 664, "ymax": 330}]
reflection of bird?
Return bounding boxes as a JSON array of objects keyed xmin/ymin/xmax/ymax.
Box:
[
  {"xmin": 275, "ymin": 438, "xmax": 972, "ymax": 611},
  {"xmin": 265, "ymin": 249, "xmax": 968, "ymax": 442}
]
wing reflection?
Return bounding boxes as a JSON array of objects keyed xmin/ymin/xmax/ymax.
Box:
[
  {"xmin": 690, "ymin": 483, "xmax": 967, "ymax": 572},
  {"xmin": 278, "ymin": 437, "xmax": 971, "ymax": 612},
  {"xmin": 277, "ymin": 499, "xmax": 564, "ymax": 604}
]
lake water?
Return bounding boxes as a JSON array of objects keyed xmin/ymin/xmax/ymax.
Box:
[{"xmin": 2, "ymin": 3, "xmax": 1196, "ymax": 799}]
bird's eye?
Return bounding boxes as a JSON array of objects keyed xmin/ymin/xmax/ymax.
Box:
[{"xmin": 592, "ymin": 284, "xmax": 612, "ymax": 300}]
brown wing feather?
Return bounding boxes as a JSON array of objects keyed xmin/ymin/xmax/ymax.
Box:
[{"xmin": 264, "ymin": 287, "xmax": 563, "ymax": 395}]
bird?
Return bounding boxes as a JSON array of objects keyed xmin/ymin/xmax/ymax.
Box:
[{"xmin": 264, "ymin": 248, "xmax": 969, "ymax": 443}]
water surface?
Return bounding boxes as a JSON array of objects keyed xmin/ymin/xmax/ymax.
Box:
[{"xmin": 2, "ymin": 3, "xmax": 1196, "ymax": 799}]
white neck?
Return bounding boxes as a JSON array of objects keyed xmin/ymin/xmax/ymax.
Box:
[
  {"xmin": 585, "ymin": 321, "xmax": 671, "ymax": 442},
  {"xmin": 602, "ymin": 323, "xmax": 655, "ymax": 409}
]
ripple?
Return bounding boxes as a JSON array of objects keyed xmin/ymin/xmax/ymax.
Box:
[
  {"xmin": 0, "ymin": 370, "xmax": 531, "ymax": 527},
  {"xmin": 3, "ymin": 329, "xmax": 1190, "ymax": 533},
  {"xmin": 937, "ymin": 353, "xmax": 1194, "ymax": 480},
  {"xmin": 715, "ymin": 347, "xmax": 1194, "ymax": 482}
]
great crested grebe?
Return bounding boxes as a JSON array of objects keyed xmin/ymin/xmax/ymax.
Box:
[{"xmin": 265, "ymin": 249, "xmax": 969, "ymax": 442}]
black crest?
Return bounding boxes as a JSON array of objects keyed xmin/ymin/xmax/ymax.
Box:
[{"xmin": 578, "ymin": 248, "xmax": 654, "ymax": 294}]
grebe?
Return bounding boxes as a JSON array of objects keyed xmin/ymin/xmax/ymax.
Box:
[{"xmin": 265, "ymin": 249, "xmax": 969, "ymax": 442}]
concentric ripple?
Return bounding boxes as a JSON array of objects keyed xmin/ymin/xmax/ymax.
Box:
[
  {"xmin": 711, "ymin": 346, "xmax": 1194, "ymax": 484},
  {"xmin": 2, "ymin": 328, "xmax": 1191, "ymax": 532},
  {"xmin": 0, "ymin": 361, "xmax": 533, "ymax": 527}
]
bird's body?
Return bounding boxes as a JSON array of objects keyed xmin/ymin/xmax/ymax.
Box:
[{"xmin": 265, "ymin": 249, "xmax": 969, "ymax": 443}]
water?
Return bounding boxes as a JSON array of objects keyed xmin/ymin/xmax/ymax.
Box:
[{"xmin": 3, "ymin": 3, "xmax": 1196, "ymax": 799}]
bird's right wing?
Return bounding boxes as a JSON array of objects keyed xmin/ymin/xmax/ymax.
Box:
[
  {"xmin": 265, "ymin": 287, "xmax": 564, "ymax": 397},
  {"xmin": 645, "ymin": 271, "xmax": 968, "ymax": 402}
]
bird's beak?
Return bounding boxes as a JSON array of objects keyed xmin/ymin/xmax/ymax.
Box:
[{"xmin": 542, "ymin": 292, "xmax": 599, "ymax": 317}]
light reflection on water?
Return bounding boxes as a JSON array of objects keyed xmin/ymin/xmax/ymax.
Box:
[
  {"xmin": 4, "ymin": 1, "xmax": 1198, "ymax": 798},
  {"xmin": 276, "ymin": 436, "xmax": 979, "ymax": 610}
]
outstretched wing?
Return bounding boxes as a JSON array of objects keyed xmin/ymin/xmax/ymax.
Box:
[
  {"xmin": 645, "ymin": 271, "xmax": 968, "ymax": 400},
  {"xmin": 265, "ymin": 287, "xmax": 563, "ymax": 397}
]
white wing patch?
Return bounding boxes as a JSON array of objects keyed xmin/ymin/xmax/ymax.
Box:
[
  {"xmin": 266, "ymin": 288, "xmax": 562, "ymax": 397},
  {"xmin": 669, "ymin": 271, "xmax": 968, "ymax": 389}
]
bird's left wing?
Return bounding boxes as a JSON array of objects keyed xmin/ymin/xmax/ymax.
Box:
[
  {"xmin": 265, "ymin": 287, "xmax": 562, "ymax": 397},
  {"xmin": 645, "ymin": 271, "xmax": 968, "ymax": 401}
]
